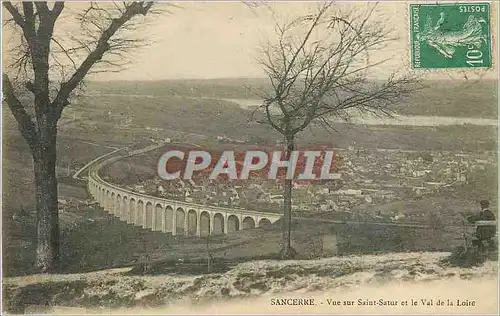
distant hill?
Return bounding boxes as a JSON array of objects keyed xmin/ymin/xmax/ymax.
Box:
[{"xmin": 85, "ymin": 78, "xmax": 498, "ymax": 119}]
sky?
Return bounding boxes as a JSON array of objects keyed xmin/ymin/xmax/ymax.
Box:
[
  {"xmin": 2, "ymin": 1, "xmax": 498, "ymax": 81},
  {"xmin": 94, "ymin": 1, "xmax": 411, "ymax": 80}
]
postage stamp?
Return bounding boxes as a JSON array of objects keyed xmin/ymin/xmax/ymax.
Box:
[
  {"xmin": 1, "ymin": 2, "xmax": 498, "ymax": 315},
  {"xmin": 410, "ymin": 2, "xmax": 492, "ymax": 69}
]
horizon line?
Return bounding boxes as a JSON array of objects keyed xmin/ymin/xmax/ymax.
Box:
[{"xmin": 87, "ymin": 77, "xmax": 499, "ymax": 83}]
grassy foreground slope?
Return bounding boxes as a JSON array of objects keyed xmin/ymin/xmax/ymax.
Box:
[{"xmin": 3, "ymin": 252, "xmax": 498, "ymax": 313}]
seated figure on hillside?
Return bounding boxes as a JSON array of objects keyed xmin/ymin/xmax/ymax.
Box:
[{"xmin": 467, "ymin": 200, "xmax": 497, "ymax": 252}]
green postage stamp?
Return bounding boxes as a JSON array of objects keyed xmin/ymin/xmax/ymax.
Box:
[{"xmin": 410, "ymin": 2, "xmax": 492, "ymax": 69}]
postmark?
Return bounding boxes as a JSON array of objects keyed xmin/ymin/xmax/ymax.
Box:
[{"xmin": 410, "ymin": 2, "xmax": 492, "ymax": 69}]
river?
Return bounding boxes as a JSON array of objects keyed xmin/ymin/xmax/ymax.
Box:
[
  {"xmin": 83, "ymin": 94, "xmax": 498, "ymax": 127},
  {"xmin": 217, "ymin": 98, "xmax": 499, "ymax": 127}
]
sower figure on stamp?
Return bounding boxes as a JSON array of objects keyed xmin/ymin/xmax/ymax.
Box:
[{"xmin": 467, "ymin": 200, "xmax": 497, "ymax": 252}]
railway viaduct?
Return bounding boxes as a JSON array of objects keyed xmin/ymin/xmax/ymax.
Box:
[{"xmin": 87, "ymin": 160, "xmax": 282, "ymax": 237}]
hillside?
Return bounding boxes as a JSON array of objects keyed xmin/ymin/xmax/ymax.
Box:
[
  {"xmin": 2, "ymin": 78, "xmax": 497, "ymax": 279},
  {"xmin": 85, "ymin": 78, "xmax": 498, "ymax": 119}
]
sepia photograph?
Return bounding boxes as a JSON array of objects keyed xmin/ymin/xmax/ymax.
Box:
[{"xmin": 1, "ymin": 1, "xmax": 498, "ymax": 314}]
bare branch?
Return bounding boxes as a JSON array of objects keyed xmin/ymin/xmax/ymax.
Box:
[
  {"xmin": 51, "ymin": 2, "xmax": 65, "ymax": 18},
  {"xmin": 52, "ymin": 1, "xmax": 156, "ymax": 110},
  {"xmin": 34, "ymin": 2, "xmax": 50, "ymax": 16},
  {"xmin": 2, "ymin": 74, "xmax": 38, "ymax": 147},
  {"xmin": 3, "ymin": 2, "xmax": 24, "ymax": 28},
  {"xmin": 51, "ymin": 37, "xmax": 78, "ymax": 70},
  {"xmin": 257, "ymin": 3, "xmax": 422, "ymax": 140}
]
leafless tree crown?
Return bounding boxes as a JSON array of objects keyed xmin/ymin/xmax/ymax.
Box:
[
  {"xmin": 2, "ymin": 2, "xmax": 169, "ymax": 146},
  {"xmin": 255, "ymin": 2, "xmax": 421, "ymax": 137}
]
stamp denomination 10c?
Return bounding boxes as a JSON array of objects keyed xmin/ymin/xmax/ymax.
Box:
[{"xmin": 410, "ymin": 2, "xmax": 492, "ymax": 69}]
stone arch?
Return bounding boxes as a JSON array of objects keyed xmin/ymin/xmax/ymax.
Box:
[
  {"xmin": 154, "ymin": 203, "xmax": 163, "ymax": 231},
  {"xmin": 110, "ymin": 192, "xmax": 116, "ymax": 214},
  {"xmin": 106, "ymin": 190, "xmax": 111, "ymax": 212},
  {"xmin": 98, "ymin": 187, "xmax": 103, "ymax": 205},
  {"xmin": 165, "ymin": 206, "xmax": 173, "ymax": 233},
  {"xmin": 145, "ymin": 202, "xmax": 153, "ymax": 229},
  {"xmin": 136, "ymin": 200, "xmax": 144, "ymax": 226},
  {"xmin": 227, "ymin": 215, "xmax": 240, "ymax": 233},
  {"xmin": 242, "ymin": 216, "xmax": 256, "ymax": 230},
  {"xmin": 200, "ymin": 211, "xmax": 210, "ymax": 237},
  {"xmin": 116, "ymin": 194, "xmax": 122, "ymax": 218},
  {"xmin": 187, "ymin": 209, "xmax": 197, "ymax": 236},
  {"xmin": 176, "ymin": 207, "xmax": 185, "ymax": 235},
  {"xmin": 122, "ymin": 196, "xmax": 128, "ymax": 222},
  {"xmin": 213, "ymin": 213, "xmax": 224, "ymax": 235},
  {"xmin": 129, "ymin": 198, "xmax": 136, "ymax": 224},
  {"xmin": 259, "ymin": 218, "xmax": 272, "ymax": 227}
]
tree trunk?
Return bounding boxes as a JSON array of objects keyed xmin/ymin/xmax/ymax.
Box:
[
  {"xmin": 32, "ymin": 123, "xmax": 60, "ymax": 273},
  {"xmin": 280, "ymin": 135, "xmax": 297, "ymax": 259}
]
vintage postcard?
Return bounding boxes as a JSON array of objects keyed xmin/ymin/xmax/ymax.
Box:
[{"xmin": 1, "ymin": 1, "xmax": 498, "ymax": 315}]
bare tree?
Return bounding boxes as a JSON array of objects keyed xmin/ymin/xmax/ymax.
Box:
[
  {"xmin": 254, "ymin": 2, "xmax": 421, "ymax": 258},
  {"xmin": 2, "ymin": 1, "xmax": 161, "ymax": 272}
]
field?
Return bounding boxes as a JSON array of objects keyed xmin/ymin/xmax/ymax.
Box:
[
  {"xmin": 84, "ymin": 78, "xmax": 498, "ymax": 119},
  {"xmin": 2, "ymin": 79, "xmax": 498, "ymax": 310},
  {"xmin": 68, "ymin": 93, "xmax": 498, "ymax": 152}
]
